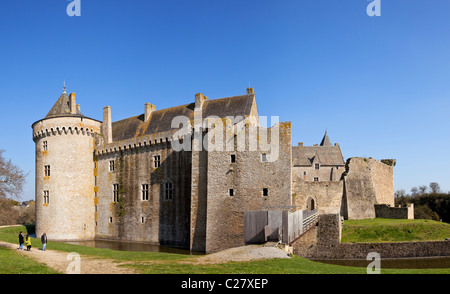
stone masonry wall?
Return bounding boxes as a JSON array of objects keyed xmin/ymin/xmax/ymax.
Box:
[
  {"xmin": 292, "ymin": 179, "xmax": 344, "ymax": 215},
  {"xmin": 203, "ymin": 122, "xmax": 292, "ymax": 253},
  {"xmin": 33, "ymin": 116, "xmax": 102, "ymax": 240},
  {"xmin": 95, "ymin": 137, "xmax": 192, "ymax": 248},
  {"xmin": 342, "ymin": 157, "xmax": 395, "ymax": 219}
]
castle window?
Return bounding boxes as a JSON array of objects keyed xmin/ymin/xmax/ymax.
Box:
[
  {"xmin": 113, "ymin": 184, "xmax": 119, "ymax": 203},
  {"xmin": 261, "ymin": 153, "xmax": 267, "ymax": 162},
  {"xmin": 142, "ymin": 184, "xmax": 149, "ymax": 201},
  {"xmin": 229, "ymin": 189, "xmax": 234, "ymax": 196},
  {"xmin": 109, "ymin": 217, "xmax": 113, "ymax": 223},
  {"xmin": 164, "ymin": 182, "xmax": 173, "ymax": 200},
  {"xmin": 43, "ymin": 141, "xmax": 48, "ymax": 151},
  {"xmin": 230, "ymin": 154, "xmax": 236, "ymax": 163},
  {"xmin": 154, "ymin": 155, "xmax": 161, "ymax": 168},
  {"xmin": 315, "ymin": 164, "xmax": 320, "ymax": 170},
  {"xmin": 303, "ymin": 171, "xmax": 307, "ymax": 176},
  {"xmin": 263, "ymin": 188, "xmax": 269, "ymax": 197},
  {"xmin": 141, "ymin": 216, "xmax": 145, "ymax": 224},
  {"xmin": 109, "ymin": 160, "xmax": 115, "ymax": 172},
  {"xmin": 44, "ymin": 165, "xmax": 50, "ymax": 177},
  {"xmin": 314, "ymin": 177, "xmax": 319, "ymax": 182},
  {"xmin": 43, "ymin": 191, "xmax": 49, "ymax": 204}
]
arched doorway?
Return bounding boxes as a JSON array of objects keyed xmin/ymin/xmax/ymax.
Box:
[{"xmin": 306, "ymin": 197, "xmax": 316, "ymax": 212}]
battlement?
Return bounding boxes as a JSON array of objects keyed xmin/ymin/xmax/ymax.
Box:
[{"xmin": 32, "ymin": 116, "xmax": 101, "ymax": 142}]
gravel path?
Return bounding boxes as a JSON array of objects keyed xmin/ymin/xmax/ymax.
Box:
[
  {"xmin": 0, "ymin": 241, "xmax": 137, "ymax": 274},
  {"xmin": 193, "ymin": 245, "xmax": 291, "ymax": 264}
]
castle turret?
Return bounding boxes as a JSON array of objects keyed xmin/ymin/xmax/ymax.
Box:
[{"xmin": 32, "ymin": 87, "xmax": 102, "ymax": 240}]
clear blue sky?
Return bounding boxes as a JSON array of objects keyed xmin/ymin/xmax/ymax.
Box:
[{"xmin": 1, "ymin": 0, "xmax": 449, "ymax": 201}]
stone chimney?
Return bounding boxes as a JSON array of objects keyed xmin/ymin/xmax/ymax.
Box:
[
  {"xmin": 298, "ymin": 142, "xmax": 303, "ymax": 147},
  {"xmin": 102, "ymin": 106, "xmax": 112, "ymax": 144},
  {"xmin": 247, "ymin": 87, "xmax": 255, "ymax": 95},
  {"xmin": 144, "ymin": 103, "xmax": 156, "ymax": 122},
  {"xmin": 195, "ymin": 93, "xmax": 208, "ymax": 110},
  {"xmin": 69, "ymin": 93, "xmax": 77, "ymax": 114},
  {"xmin": 76, "ymin": 104, "xmax": 81, "ymax": 113}
]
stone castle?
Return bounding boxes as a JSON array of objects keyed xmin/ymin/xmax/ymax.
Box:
[{"xmin": 32, "ymin": 87, "xmax": 408, "ymax": 253}]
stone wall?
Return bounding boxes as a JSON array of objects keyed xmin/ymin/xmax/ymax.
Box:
[
  {"xmin": 375, "ymin": 204, "xmax": 414, "ymax": 219},
  {"xmin": 292, "ymin": 179, "xmax": 344, "ymax": 215},
  {"xmin": 33, "ymin": 116, "xmax": 102, "ymax": 240},
  {"xmin": 203, "ymin": 122, "xmax": 292, "ymax": 253},
  {"xmin": 292, "ymin": 213, "xmax": 450, "ymax": 259},
  {"xmin": 95, "ymin": 139, "xmax": 192, "ymax": 248},
  {"xmin": 342, "ymin": 157, "xmax": 395, "ymax": 219}
]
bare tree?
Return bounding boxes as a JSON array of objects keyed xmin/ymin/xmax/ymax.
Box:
[
  {"xmin": 418, "ymin": 185, "xmax": 428, "ymax": 195},
  {"xmin": 395, "ymin": 189, "xmax": 406, "ymax": 198},
  {"xmin": 429, "ymin": 182, "xmax": 441, "ymax": 194},
  {"xmin": 0, "ymin": 150, "xmax": 26, "ymax": 200},
  {"xmin": 410, "ymin": 187, "xmax": 419, "ymax": 196}
]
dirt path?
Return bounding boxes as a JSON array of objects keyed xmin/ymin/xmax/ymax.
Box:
[{"xmin": 0, "ymin": 241, "xmax": 137, "ymax": 274}]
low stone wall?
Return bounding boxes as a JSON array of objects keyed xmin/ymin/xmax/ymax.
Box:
[
  {"xmin": 295, "ymin": 240, "xmax": 450, "ymax": 260},
  {"xmin": 375, "ymin": 204, "xmax": 414, "ymax": 219},
  {"xmin": 292, "ymin": 213, "xmax": 450, "ymax": 259}
]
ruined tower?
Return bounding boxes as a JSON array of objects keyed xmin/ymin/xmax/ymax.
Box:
[{"xmin": 32, "ymin": 87, "xmax": 102, "ymax": 240}]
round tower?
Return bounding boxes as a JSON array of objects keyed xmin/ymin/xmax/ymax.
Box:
[{"xmin": 32, "ymin": 87, "xmax": 102, "ymax": 240}]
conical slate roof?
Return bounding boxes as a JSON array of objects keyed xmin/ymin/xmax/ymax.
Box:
[
  {"xmin": 320, "ymin": 131, "xmax": 332, "ymax": 146},
  {"xmin": 45, "ymin": 90, "xmax": 84, "ymax": 119}
]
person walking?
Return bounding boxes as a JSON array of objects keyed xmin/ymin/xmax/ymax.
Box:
[
  {"xmin": 25, "ymin": 234, "xmax": 31, "ymax": 251},
  {"xmin": 41, "ymin": 232, "xmax": 47, "ymax": 251},
  {"xmin": 18, "ymin": 231, "xmax": 24, "ymax": 250}
]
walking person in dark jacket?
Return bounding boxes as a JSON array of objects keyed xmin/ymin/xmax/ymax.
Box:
[
  {"xmin": 18, "ymin": 231, "xmax": 24, "ymax": 250},
  {"xmin": 41, "ymin": 233, "xmax": 47, "ymax": 251}
]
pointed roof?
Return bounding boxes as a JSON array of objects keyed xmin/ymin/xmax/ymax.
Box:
[
  {"xmin": 45, "ymin": 90, "xmax": 84, "ymax": 119},
  {"xmin": 320, "ymin": 131, "xmax": 332, "ymax": 147}
]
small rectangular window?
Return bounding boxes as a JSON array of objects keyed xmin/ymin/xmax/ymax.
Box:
[
  {"xmin": 44, "ymin": 165, "xmax": 50, "ymax": 177},
  {"xmin": 142, "ymin": 184, "xmax": 149, "ymax": 201},
  {"xmin": 164, "ymin": 182, "xmax": 173, "ymax": 200},
  {"xmin": 43, "ymin": 141, "xmax": 48, "ymax": 151},
  {"xmin": 263, "ymin": 188, "xmax": 269, "ymax": 197},
  {"xmin": 314, "ymin": 177, "xmax": 319, "ymax": 182},
  {"xmin": 109, "ymin": 217, "xmax": 113, "ymax": 223},
  {"xmin": 303, "ymin": 171, "xmax": 307, "ymax": 176},
  {"xmin": 43, "ymin": 191, "xmax": 49, "ymax": 204},
  {"xmin": 141, "ymin": 216, "xmax": 145, "ymax": 224},
  {"xmin": 261, "ymin": 153, "xmax": 267, "ymax": 162},
  {"xmin": 154, "ymin": 155, "xmax": 161, "ymax": 168},
  {"xmin": 109, "ymin": 160, "xmax": 115, "ymax": 172},
  {"xmin": 229, "ymin": 189, "xmax": 234, "ymax": 196},
  {"xmin": 230, "ymin": 154, "xmax": 236, "ymax": 163},
  {"xmin": 113, "ymin": 184, "xmax": 119, "ymax": 203},
  {"xmin": 315, "ymin": 163, "xmax": 320, "ymax": 170}
]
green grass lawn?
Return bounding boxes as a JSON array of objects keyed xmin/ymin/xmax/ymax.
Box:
[
  {"xmin": 1, "ymin": 224, "xmax": 449, "ymax": 274},
  {"xmin": 0, "ymin": 246, "xmax": 60, "ymax": 274},
  {"xmin": 342, "ymin": 218, "xmax": 450, "ymax": 243}
]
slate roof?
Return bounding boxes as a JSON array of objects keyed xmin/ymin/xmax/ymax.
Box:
[
  {"xmin": 45, "ymin": 92, "xmax": 85, "ymax": 119},
  {"xmin": 320, "ymin": 131, "xmax": 332, "ymax": 146},
  {"xmin": 112, "ymin": 94, "xmax": 256, "ymax": 142},
  {"xmin": 293, "ymin": 133, "xmax": 345, "ymax": 166}
]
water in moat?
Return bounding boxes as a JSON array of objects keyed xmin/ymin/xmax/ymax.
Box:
[
  {"xmin": 61, "ymin": 239, "xmax": 203, "ymax": 255},
  {"xmin": 314, "ymin": 257, "xmax": 450, "ymax": 269}
]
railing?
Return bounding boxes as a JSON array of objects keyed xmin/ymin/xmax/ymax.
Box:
[{"xmin": 302, "ymin": 209, "xmax": 318, "ymax": 232}]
